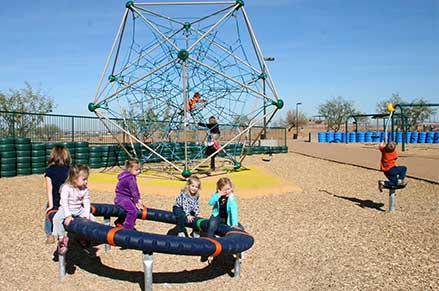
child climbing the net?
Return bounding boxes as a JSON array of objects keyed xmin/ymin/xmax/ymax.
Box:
[
  {"xmin": 198, "ymin": 116, "xmax": 221, "ymax": 171},
  {"xmin": 378, "ymin": 141, "xmax": 407, "ymax": 192},
  {"xmin": 178, "ymin": 92, "xmax": 206, "ymax": 116}
]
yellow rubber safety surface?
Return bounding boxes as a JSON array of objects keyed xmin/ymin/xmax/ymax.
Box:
[{"xmin": 88, "ymin": 166, "xmax": 302, "ymax": 198}]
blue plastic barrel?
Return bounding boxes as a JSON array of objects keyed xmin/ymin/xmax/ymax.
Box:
[
  {"xmin": 348, "ymin": 132, "xmax": 356, "ymax": 143},
  {"xmin": 356, "ymin": 132, "xmax": 365, "ymax": 143},
  {"xmin": 318, "ymin": 132, "xmax": 326, "ymax": 143},
  {"xmin": 418, "ymin": 132, "xmax": 427, "ymax": 144},
  {"xmin": 334, "ymin": 132, "xmax": 343, "ymax": 143},
  {"xmin": 410, "ymin": 132, "xmax": 418, "ymax": 144},
  {"xmin": 396, "ymin": 132, "xmax": 402, "ymax": 143},
  {"xmin": 434, "ymin": 132, "xmax": 439, "ymax": 144},
  {"xmin": 380, "ymin": 132, "xmax": 385, "ymax": 142},
  {"xmin": 387, "ymin": 132, "xmax": 396, "ymax": 142},
  {"xmin": 326, "ymin": 132, "xmax": 335, "ymax": 143},
  {"xmin": 371, "ymin": 131, "xmax": 380, "ymax": 142},
  {"xmin": 365, "ymin": 132, "xmax": 372, "ymax": 142},
  {"xmin": 426, "ymin": 132, "xmax": 434, "ymax": 144},
  {"xmin": 405, "ymin": 132, "xmax": 412, "ymax": 144}
]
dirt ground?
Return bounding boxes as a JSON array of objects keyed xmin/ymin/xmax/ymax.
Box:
[{"xmin": 0, "ymin": 151, "xmax": 438, "ymax": 291}]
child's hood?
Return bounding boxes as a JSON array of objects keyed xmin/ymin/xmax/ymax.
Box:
[{"xmin": 118, "ymin": 170, "xmax": 133, "ymax": 181}]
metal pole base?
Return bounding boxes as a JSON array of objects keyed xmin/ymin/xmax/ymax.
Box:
[
  {"xmin": 58, "ymin": 245, "xmax": 66, "ymax": 281},
  {"xmin": 143, "ymin": 252, "xmax": 153, "ymax": 291},
  {"xmin": 234, "ymin": 253, "xmax": 241, "ymax": 279},
  {"xmin": 103, "ymin": 217, "xmax": 111, "ymax": 253},
  {"xmin": 389, "ymin": 189, "xmax": 396, "ymax": 212}
]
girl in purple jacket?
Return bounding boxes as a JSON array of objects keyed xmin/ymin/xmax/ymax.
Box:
[{"xmin": 114, "ymin": 158, "xmax": 144, "ymax": 230}]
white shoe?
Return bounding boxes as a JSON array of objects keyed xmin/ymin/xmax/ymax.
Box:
[
  {"xmin": 177, "ymin": 232, "xmax": 186, "ymax": 237},
  {"xmin": 397, "ymin": 179, "xmax": 407, "ymax": 186},
  {"xmin": 191, "ymin": 231, "xmax": 200, "ymax": 238}
]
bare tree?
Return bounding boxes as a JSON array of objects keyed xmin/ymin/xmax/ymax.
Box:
[
  {"xmin": 318, "ymin": 96, "xmax": 359, "ymax": 132},
  {"xmin": 282, "ymin": 109, "xmax": 308, "ymax": 131},
  {"xmin": 0, "ymin": 82, "xmax": 55, "ymax": 137},
  {"xmin": 376, "ymin": 93, "xmax": 436, "ymax": 131}
]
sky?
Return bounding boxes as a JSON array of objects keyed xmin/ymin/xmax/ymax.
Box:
[{"xmin": 1, "ymin": 0, "xmax": 438, "ymax": 120}]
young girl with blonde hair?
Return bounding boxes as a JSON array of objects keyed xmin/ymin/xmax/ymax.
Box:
[
  {"xmin": 52, "ymin": 164, "xmax": 95, "ymax": 254},
  {"xmin": 172, "ymin": 176, "xmax": 201, "ymax": 238}
]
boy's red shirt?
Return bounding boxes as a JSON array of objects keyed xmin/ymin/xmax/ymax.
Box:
[
  {"xmin": 187, "ymin": 96, "xmax": 204, "ymax": 111},
  {"xmin": 379, "ymin": 145, "xmax": 398, "ymax": 172}
]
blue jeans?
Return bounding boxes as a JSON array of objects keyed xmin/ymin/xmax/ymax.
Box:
[
  {"xmin": 206, "ymin": 215, "xmax": 226, "ymax": 238},
  {"xmin": 173, "ymin": 206, "xmax": 197, "ymax": 233},
  {"xmin": 384, "ymin": 166, "xmax": 407, "ymax": 186},
  {"xmin": 206, "ymin": 215, "xmax": 244, "ymax": 238},
  {"xmin": 43, "ymin": 202, "xmax": 52, "ymax": 235}
]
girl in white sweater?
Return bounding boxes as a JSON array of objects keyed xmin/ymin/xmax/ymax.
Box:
[{"xmin": 52, "ymin": 165, "xmax": 95, "ymax": 254}]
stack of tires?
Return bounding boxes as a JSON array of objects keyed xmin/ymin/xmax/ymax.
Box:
[
  {"xmin": 15, "ymin": 138, "xmax": 31, "ymax": 176},
  {"xmin": 0, "ymin": 137, "xmax": 17, "ymax": 178},
  {"xmin": 173, "ymin": 142, "xmax": 185, "ymax": 161},
  {"xmin": 31, "ymin": 143, "xmax": 47, "ymax": 174},
  {"xmin": 159, "ymin": 143, "xmax": 174, "ymax": 161},
  {"xmin": 244, "ymin": 146, "xmax": 253, "ymax": 156},
  {"xmin": 109, "ymin": 145, "xmax": 119, "ymax": 166},
  {"xmin": 117, "ymin": 146, "xmax": 131, "ymax": 165},
  {"xmin": 89, "ymin": 146, "xmax": 103, "ymax": 169},
  {"xmin": 130, "ymin": 143, "xmax": 143, "ymax": 161},
  {"xmin": 225, "ymin": 144, "xmax": 243, "ymax": 156},
  {"xmin": 75, "ymin": 142, "xmax": 89, "ymax": 165},
  {"xmin": 185, "ymin": 142, "xmax": 199, "ymax": 160},
  {"xmin": 101, "ymin": 145, "xmax": 117, "ymax": 168}
]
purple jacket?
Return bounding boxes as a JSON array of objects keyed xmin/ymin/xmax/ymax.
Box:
[{"xmin": 114, "ymin": 170, "xmax": 141, "ymax": 204}]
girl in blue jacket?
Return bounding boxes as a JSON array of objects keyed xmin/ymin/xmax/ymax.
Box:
[
  {"xmin": 201, "ymin": 177, "xmax": 240, "ymax": 262},
  {"xmin": 206, "ymin": 177, "xmax": 240, "ymax": 238}
]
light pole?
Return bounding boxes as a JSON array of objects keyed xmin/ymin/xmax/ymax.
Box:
[
  {"xmin": 295, "ymin": 102, "xmax": 302, "ymax": 139},
  {"xmin": 262, "ymin": 57, "xmax": 275, "ymax": 139}
]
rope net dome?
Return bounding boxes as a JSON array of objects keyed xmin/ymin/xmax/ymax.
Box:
[{"xmin": 90, "ymin": 1, "xmax": 282, "ymax": 177}]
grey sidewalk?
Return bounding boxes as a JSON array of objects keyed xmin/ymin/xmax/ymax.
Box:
[{"xmin": 287, "ymin": 141, "xmax": 439, "ymax": 183}]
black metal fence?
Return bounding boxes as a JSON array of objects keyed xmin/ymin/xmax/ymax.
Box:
[{"xmin": 0, "ymin": 111, "xmax": 287, "ymax": 146}]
